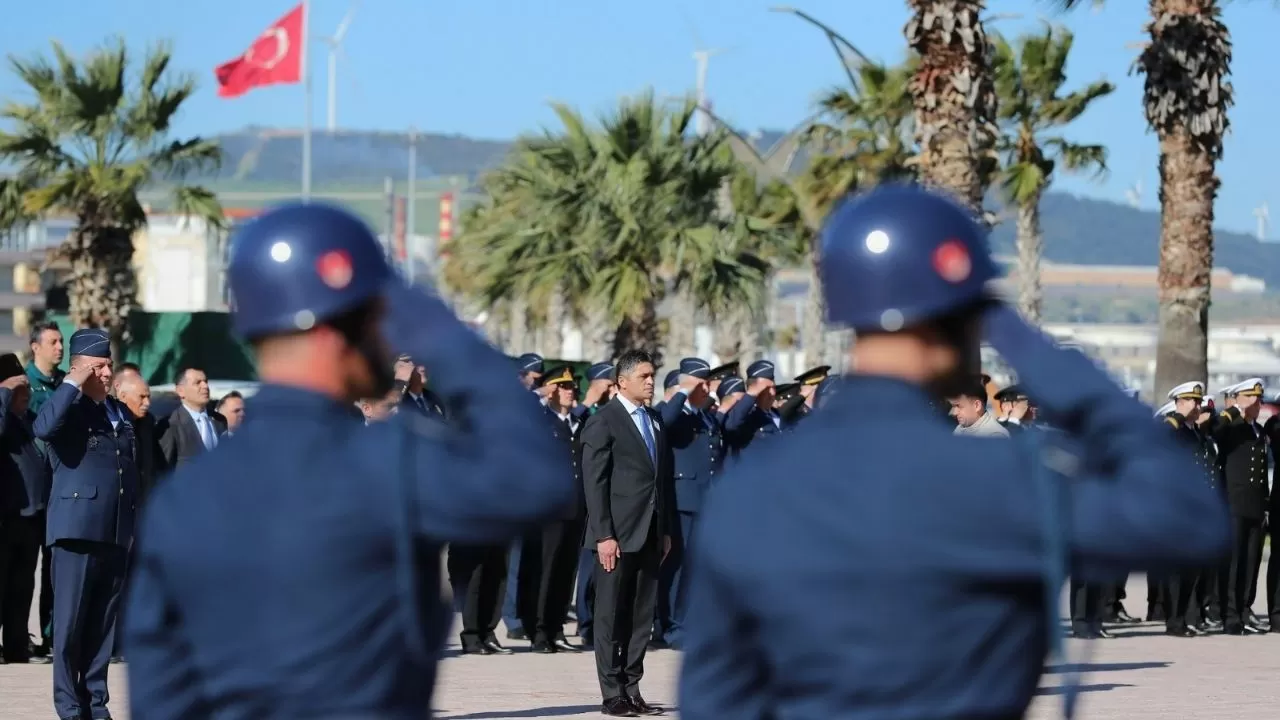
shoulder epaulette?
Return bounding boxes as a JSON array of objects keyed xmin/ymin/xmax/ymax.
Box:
[{"xmin": 1164, "ymin": 416, "xmax": 1180, "ymax": 429}]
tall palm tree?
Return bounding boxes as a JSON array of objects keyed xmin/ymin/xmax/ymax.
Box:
[
  {"xmin": 1053, "ymin": 0, "xmax": 1232, "ymax": 396},
  {"xmin": 0, "ymin": 39, "xmax": 223, "ymax": 347},
  {"xmin": 904, "ymin": 0, "xmax": 999, "ymax": 213},
  {"xmin": 446, "ymin": 93, "xmax": 768, "ymax": 361},
  {"xmin": 992, "ymin": 26, "xmax": 1113, "ymax": 324}
]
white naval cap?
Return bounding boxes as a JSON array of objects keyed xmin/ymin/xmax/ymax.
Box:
[
  {"xmin": 1217, "ymin": 381, "xmax": 1241, "ymax": 397},
  {"xmin": 1166, "ymin": 381, "xmax": 1206, "ymax": 401},
  {"xmin": 1231, "ymin": 378, "xmax": 1265, "ymax": 397},
  {"xmin": 1153, "ymin": 400, "xmax": 1176, "ymax": 418}
]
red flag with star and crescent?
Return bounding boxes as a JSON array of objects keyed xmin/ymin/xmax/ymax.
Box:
[{"xmin": 215, "ymin": 4, "xmax": 304, "ymax": 99}]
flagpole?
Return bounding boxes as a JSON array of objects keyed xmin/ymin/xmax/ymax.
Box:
[{"xmin": 301, "ymin": 0, "xmax": 313, "ymax": 202}]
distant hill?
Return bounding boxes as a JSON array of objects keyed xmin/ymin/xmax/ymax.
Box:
[{"xmin": 196, "ymin": 128, "xmax": 1280, "ymax": 288}]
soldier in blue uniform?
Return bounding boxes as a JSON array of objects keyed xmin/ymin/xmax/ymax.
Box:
[
  {"xmin": 572, "ymin": 361, "xmax": 615, "ymax": 645},
  {"xmin": 678, "ymin": 184, "xmax": 1230, "ymax": 719},
  {"xmin": 122, "ymin": 203, "xmax": 574, "ymax": 718},
  {"xmin": 34, "ymin": 328, "xmax": 138, "ymax": 720},
  {"xmin": 722, "ymin": 360, "xmax": 787, "ymax": 454},
  {"xmin": 778, "ymin": 366, "xmax": 829, "ymax": 425},
  {"xmin": 652, "ymin": 358, "xmax": 726, "ymax": 649}
]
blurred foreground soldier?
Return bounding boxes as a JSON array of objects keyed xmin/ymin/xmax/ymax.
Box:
[
  {"xmin": 1157, "ymin": 382, "xmax": 1219, "ymax": 637},
  {"xmin": 123, "ymin": 203, "xmax": 573, "ymax": 718},
  {"xmin": 678, "ymin": 184, "xmax": 1230, "ymax": 719},
  {"xmin": 515, "ymin": 366, "xmax": 586, "ymax": 653},
  {"xmin": 34, "ymin": 328, "xmax": 137, "ymax": 720},
  {"xmin": 0, "ymin": 355, "xmax": 50, "ymax": 664},
  {"xmin": 1214, "ymin": 378, "xmax": 1270, "ymax": 635}
]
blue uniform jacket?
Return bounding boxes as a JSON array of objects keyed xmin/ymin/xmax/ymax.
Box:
[
  {"xmin": 657, "ymin": 391, "xmax": 725, "ymax": 513},
  {"xmin": 722, "ymin": 395, "xmax": 786, "ymax": 455},
  {"xmin": 122, "ymin": 285, "xmax": 576, "ymax": 720},
  {"xmin": 679, "ymin": 307, "xmax": 1231, "ymax": 720},
  {"xmin": 0, "ymin": 387, "xmax": 52, "ymax": 517},
  {"xmin": 33, "ymin": 383, "xmax": 138, "ymax": 547}
]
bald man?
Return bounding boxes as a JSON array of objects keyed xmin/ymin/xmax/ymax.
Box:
[{"xmin": 113, "ymin": 372, "xmax": 164, "ymax": 500}]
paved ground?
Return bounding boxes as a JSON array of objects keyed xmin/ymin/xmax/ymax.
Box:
[{"xmin": 3, "ymin": 572, "xmax": 1279, "ymax": 719}]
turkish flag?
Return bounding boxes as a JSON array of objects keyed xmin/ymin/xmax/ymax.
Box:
[{"xmin": 215, "ymin": 4, "xmax": 304, "ymax": 99}]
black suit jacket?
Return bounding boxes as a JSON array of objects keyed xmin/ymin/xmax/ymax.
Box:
[
  {"xmin": 580, "ymin": 397, "xmax": 676, "ymax": 553},
  {"xmin": 159, "ymin": 405, "xmax": 228, "ymax": 471},
  {"xmin": 131, "ymin": 411, "xmax": 167, "ymax": 500}
]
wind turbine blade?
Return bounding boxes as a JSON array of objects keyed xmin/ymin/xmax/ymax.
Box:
[
  {"xmin": 770, "ymin": 6, "xmax": 871, "ymax": 93},
  {"xmin": 681, "ymin": 9, "xmax": 704, "ymax": 49},
  {"xmin": 334, "ymin": 0, "xmax": 362, "ymax": 42}
]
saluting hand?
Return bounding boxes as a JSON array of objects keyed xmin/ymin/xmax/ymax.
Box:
[
  {"xmin": 66, "ymin": 359, "xmax": 100, "ymax": 386},
  {"xmin": 0, "ymin": 374, "xmax": 28, "ymax": 391},
  {"xmin": 597, "ymin": 538, "xmax": 620, "ymax": 573}
]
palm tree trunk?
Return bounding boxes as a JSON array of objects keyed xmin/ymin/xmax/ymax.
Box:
[
  {"xmin": 613, "ymin": 301, "xmax": 661, "ymax": 364},
  {"xmin": 1014, "ymin": 195, "xmax": 1044, "ymax": 324},
  {"xmin": 905, "ymin": 0, "xmax": 998, "ymax": 214},
  {"xmin": 1153, "ymin": 131, "xmax": 1215, "ymax": 398},
  {"xmin": 66, "ymin": 225, "xmax": 138, "ymax": 355},
  {"xmin": 714, "ymin": 310, "xmax": 747, "ymax": 364}
]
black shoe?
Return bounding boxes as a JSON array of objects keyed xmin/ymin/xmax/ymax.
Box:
[
  {"xmin": 482, "ymin": 639, "xmax": 514, "ymax": 654},
  {"xmin": 1165, "ymin": 627, "xmax": 1196, "ymax": 637},
  {"xmin": 1244, "ymin": 623, "xmax": 1265, "ymax": 635},
  {"xmin": 31, "ymin": 638, "xmax": 51, "ymax": 658},
  {"xmin": 110, "ymin": 655, "xmax": 125, "ymax": 664},
  {"xmin": 461, "ymin": 644, "xmax": 495, "ymax": 655},
  {"xmin": 579, "ymin": 631, "xmax": 594, "ymax": 646},
  {"xmin": 1112, "ymin": 608, "xmax": 1141, "ymax": 624},
  {"xmin": 506, "ymin": 628, "xmax": 528, "ymax": 641},
  {"xmin": 553, "ymin": 637, "xmax": 584, "ymax": 652},
  {"xmin": 1224, "ymin": 624, "xmax": 1245, "ymax": 635},
  {"xmin": 531, "ymin": 640, "xmax": 555, "ymax": 654},
  {"xmin": 566, "ymin": 609, "xmax": 578, "ymax": 622},
  {"xmin": 628, "ymin": 695, "xmax": 664, "ymax": 716},
  {"xmin": 601, "ymin": 696, "xmax": 638, "ymax": 717}
]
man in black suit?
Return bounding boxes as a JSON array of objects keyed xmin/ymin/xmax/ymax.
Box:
[
  {"xmin": 581, "ymin": 349, "xmax": 675, "ymax": 717},
  {"xmin": 159, "ymin": 367, "xmax": 227, "ymax": 469}
]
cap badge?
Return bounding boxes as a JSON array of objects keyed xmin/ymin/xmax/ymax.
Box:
[{"xmin": 317, "ymin": 250, "xmax": 354, "ymax": 290}]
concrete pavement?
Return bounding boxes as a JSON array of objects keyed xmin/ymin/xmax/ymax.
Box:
[{"xmin": 2, "ymin": 573, "xmax": 1278, "ymax": 719}]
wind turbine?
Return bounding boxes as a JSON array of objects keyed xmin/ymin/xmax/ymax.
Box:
[
  {"xmin": 1254, "ymin": 202, "xmax": 1270, "ymax": 241},
  {"xmin": 683, "ymin": 14, "xmax": 731, "ymax": 137},
  {"xmin": 321, "ymin": 1, "xmax": 361, "ymax": 134},
  {"xmin": 1124, "ymin": 179, "xmax": 1143, "ymax": 208}
]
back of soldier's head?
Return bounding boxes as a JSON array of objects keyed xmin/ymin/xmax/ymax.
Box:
[
  {"xmin": 227, "ymin": 202, "xmax": 398, "ymax": 401},
  {"xmin": 818, "ymin": 184, "xmax": 996, "ymax": 394}
]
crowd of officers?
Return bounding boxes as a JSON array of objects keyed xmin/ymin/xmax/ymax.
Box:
[
  {"xmin": 358, "ymin": 350, "xmax": 836, "ymax": 655},
  {"xmin": 953, "ymin": 373, "xmax": 1280, "ymax": 639},
  {"xmin": 0, "ymin": 322, "xmax": 247, "ymax": 671}
]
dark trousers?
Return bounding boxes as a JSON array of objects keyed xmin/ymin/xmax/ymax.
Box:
[
  {"xmin": 38, "ymin": 510, "xmax": 53, "ymax": 642},
  {"xmin": 1101, "ymin": 576, "xmax": 1127, "ymax": 620},
  {"xmin": 1146, "ymin": 573, "xmax": 1166, "ymax": 621},
  {"xmin": 575, "ymin": 548, "xmax": 596, "ymax": 639},
  {"xmin": 1224, "ymin": 516, "xmax": 1265, "ymax": 630},
  {"xmin": 447, "ymin": 544, "xmax": 507, "ymax": 651},
  {"xmin": 1069, "ymin": 580, "xmax": 1101, "ymax": 634},
  {"xmin": 1200, "ymin": 564, "xmax": 1223, "ymax": 623},
  {"xmin": 1165, "ymin": 569, "xmax": 1200, "ymax": 632},
  {"xmin": 593, "ymin": 528, "xmax": 660, "ymax": 701},
  {"xmin": 0, "ymin": 515, "xmax": 42, "ymax": 660},
  {"xmin": 51, "ymin": 540, "xmax": 127, "ymax": 720},
  {"xmin": 1267, "ymin": 519, "xmax": 1280, "ymax": 624},
  {"xmin": 655, "ymin": 511, "xmax": 696, "ymax": 645},
  {"xmin": 516, "ymin": 518, "xmax": 584, "ymax": 644},
  {"xmin": 501, "ymin": 539, "xmax": 522, "ymax": 633}
]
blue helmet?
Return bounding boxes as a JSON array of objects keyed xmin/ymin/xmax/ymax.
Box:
[
  {"xmin": 819, "ymin": 184, "xmax": 997, "ymax": 332},
  {"xmin": 228, "ymin": 202, "xmax": 394, "ymax": 339}
]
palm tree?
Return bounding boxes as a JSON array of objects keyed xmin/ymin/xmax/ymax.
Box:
[
  {"xmin": 1052, "ymin": 0, "xmax": 1232, "ymax": 397},
  {"xmin": 446, "ymin": 93, "xmax": 768, "ymax": 361},
  {"xmin": 991, "ymin": 26, "xmax": 1113, "ymax": 324},
  {"xmin": 0, "ymin": 39, "xmax": 223, "ymax": 347},
  {"xmin": 903, "ymin": 0, "xmax": 999, "ymax": 213}
]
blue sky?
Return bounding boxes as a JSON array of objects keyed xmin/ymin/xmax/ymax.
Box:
[{"xmin": 2, "ymin": 0, "xmax": 1277, "ymax": 235}]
